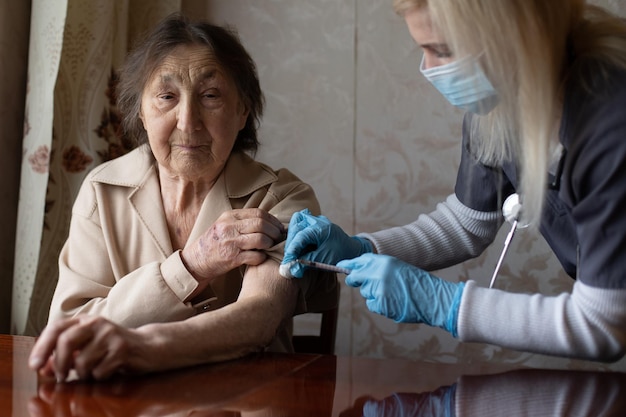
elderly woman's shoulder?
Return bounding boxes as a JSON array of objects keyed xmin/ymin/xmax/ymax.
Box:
[
  {"xmin": 68, "ymin": 146, "xmax": 152, "ymax": 218},
  {"xmin": 69, "ymin": 147, "xmax": 149, "ymax": 218},
  {"xmin": 85, "ymin": 145, "xmax": 153, "ymax": 186},
  {"xmin": 226, "ymin": 152, "xmax": 316, "ymax": 201}
]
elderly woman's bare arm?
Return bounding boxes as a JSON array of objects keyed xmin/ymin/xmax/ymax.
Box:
[
  {"xmin": 139, "ymin": 260, "xmax": 299, "ymax": 368},
  {"xmin": 30, "ymin": 260, "xmax": 298, "ymax": 381}
]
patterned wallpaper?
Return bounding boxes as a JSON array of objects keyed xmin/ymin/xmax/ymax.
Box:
[{"xmin": 196, "ymin": 0, "xmax": 626, "ymax": 370}]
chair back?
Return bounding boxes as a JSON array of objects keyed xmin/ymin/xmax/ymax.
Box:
[{"xmin": 292, "ymin": 305, "xmax": 338, "ymax": 355}]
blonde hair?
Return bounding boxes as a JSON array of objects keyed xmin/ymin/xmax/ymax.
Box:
[
  {"xmin": 392, "ymin": 0, "xmax": 427, "ymax": 15},
  {"xmin": 394, "ymin": 0, "xmax": 626, "ymax": 226}
]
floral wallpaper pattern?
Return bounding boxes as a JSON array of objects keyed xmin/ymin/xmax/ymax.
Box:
[
  {"xmin": 62, "ymin": 145, "xmax": 94, "ymax": 173},
  {"xmin": 94, "ymin": 69, "xmax": 134, "ymax": 161}
]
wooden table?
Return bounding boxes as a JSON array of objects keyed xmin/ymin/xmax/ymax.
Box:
[{"xmin": 3, "ymin": 334, "xmax": 626, "ymax": 416}]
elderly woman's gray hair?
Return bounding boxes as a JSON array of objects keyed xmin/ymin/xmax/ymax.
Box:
[{"xmin": 116, "ymin": 13, "xmax": 264, "ymax": 154}]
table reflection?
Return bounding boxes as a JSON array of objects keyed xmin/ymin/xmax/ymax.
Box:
[
  {"xmin": 340, "ymin": 368, "xmax": 626, "ymax": 417},
  {"xmin": 4, "ymin": 334, "xmax": 625, "ymax": 417},
  {"xmin": 27, "ymin": 353, "xmax": 336, "ymax": 417}
]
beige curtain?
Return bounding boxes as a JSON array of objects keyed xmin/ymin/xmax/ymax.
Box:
[{"xmin": 11, "ymin": 0, "xmax": 182, "ymax": 336}]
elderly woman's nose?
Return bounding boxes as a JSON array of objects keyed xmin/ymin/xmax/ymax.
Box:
[{"xmin": 177, "ymin": 99, "xmax": 202, "ymax": 132}]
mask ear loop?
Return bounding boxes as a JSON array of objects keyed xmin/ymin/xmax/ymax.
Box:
[{"xmin": 489, "ymin": 193, "xmax": 528, "ymax": 288}]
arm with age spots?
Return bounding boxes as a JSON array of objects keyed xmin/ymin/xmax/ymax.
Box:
[
  {"xmin": 50, "ymin": 206, "xmax": 285, "ymax": 327},
  {"xmin": 181, "ymin": 208, "xmax": 286, "ymax": 283},
  {"xmin": 29, "ymin": 260, "xmax": 298, "ymax": 381}
]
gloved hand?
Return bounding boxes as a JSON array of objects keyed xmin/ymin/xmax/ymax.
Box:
[
  {"xmin": 339, "ymin": 254, "xmax": 465, "ymax": 336},
  {"xmin": 362, "ymin": 385, "xmax": 456, "ymax": 417},
  {"xmin": 281, "ymin": 209, "xmax": 373, "ymax": 278}
]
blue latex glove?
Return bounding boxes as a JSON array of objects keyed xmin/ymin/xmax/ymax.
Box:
[
  {"xmin": 339, "ymin": 254, "xmax": 465, "ymax": 336},
  {"xmin": 362, "ymin": 385, "xmax": 456, "ymax": 417},
  {"xmin": 282, "ymin": 209, "xmax": 373, "ymax": 278}
]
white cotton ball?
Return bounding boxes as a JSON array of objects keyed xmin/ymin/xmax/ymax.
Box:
[{"xmin": 279, "ymin": 261, "xmax": 296, "ymax": 279}]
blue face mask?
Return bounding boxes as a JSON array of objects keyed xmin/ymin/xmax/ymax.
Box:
[{"xmin": 420, "ymin": 55, "xmax": 499, "ymax": 115}]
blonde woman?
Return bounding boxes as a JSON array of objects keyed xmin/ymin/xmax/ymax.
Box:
[{"xmin": 282, "ymin": 0, "xmax": 626, "ymax": 362}]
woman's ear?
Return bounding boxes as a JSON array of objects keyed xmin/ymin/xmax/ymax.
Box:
[
  {"xmin": 238, "ymin": 103, "xmax": 250, "ymax": 131},
  {"xmin": 139, "ymin": 108, "xmax": 146, "ymax": 130}
]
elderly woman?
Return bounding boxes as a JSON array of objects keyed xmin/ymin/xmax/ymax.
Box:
[{"xmin": 29, "ymin": 14, "xmax": 336, "ymax": 381}]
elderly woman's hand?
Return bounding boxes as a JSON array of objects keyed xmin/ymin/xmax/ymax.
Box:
[
  {"xmin": 181, "ymin": 208, "xmax": 285, "ymax": 284},
  {"xmin": 29, "ymin": 316, "xmax": 153, "ymax": 382}
]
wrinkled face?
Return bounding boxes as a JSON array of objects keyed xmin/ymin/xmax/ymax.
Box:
[
  {"xmin": 404, "ymin": 6, "xmax": 454, "ymax": 70},
  {"xmin": 140, "ymin": 44, "xmax": 249, "ymax": 181}
]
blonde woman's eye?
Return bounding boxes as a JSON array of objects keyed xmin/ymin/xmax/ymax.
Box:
[{"xmin": 435, "ymin": 49, "xmax": 452, "ymax": 59}]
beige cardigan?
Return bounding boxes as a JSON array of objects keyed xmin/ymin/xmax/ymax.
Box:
[{"xmin": 49, "ymin": 145, "xmax": 337, "ymax": 350}]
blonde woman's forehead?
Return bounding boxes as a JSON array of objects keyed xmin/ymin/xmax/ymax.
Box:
[
  {"xmin": 404, "ymin": 6, "xmax": 443, "ymax": 45},
  {"xmin": 393, "ymin": 0, "xmax": 428, "ymax": 15}
]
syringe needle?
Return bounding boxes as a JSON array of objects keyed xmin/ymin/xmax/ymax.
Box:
[{"xmin": 296, "ymin": 259, "xmax": 351, "ymax": 275}]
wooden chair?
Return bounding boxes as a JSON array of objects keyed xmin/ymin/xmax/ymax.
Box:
[
  {"xmin": 292, "ymin": 270, "xmax": 340, "ymax": 355},
  {"xmin": 292, "ymin": 305, "xmax": 339, "ymax": 355}
]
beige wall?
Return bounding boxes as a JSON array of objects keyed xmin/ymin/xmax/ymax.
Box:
[{"xmin": 185, "ymin": 0, "xmax": 626, "ymax": 370}]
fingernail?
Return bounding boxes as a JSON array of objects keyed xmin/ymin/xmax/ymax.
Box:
[
  {"xmin": 55, "ymin": 372, "xmax": 65, "ymax": 383},
  {"xmin": 29, "ymin": 356, "xmax": 42, "ymax": 369}
]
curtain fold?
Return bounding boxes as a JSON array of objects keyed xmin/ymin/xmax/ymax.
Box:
[
  {"xmin": 12, "ymin": 0, "xmax": 68, "ymax": 336},
  {"xmin": 13, "ymin": 0, "xmax": 182, "ymax": 336}
]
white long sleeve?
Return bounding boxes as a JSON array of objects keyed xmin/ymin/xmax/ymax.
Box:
[{"xmin": 458, "ymin": 280, "xmax": 626, "ymax": 361}]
